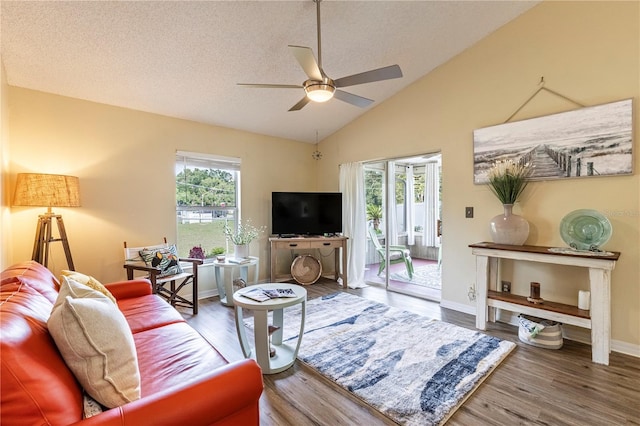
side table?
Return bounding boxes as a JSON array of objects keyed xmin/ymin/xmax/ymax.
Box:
[
  {"xmin": 213, "ymin": 257, "xmax": 259, "ymax": 306},
  {"xmin": 469, "ymin": 242, "xmax": 619, "ymax": 365},
  {"xmin": 233, "ymin": 283, "xmax": 306, "ymax": 374}
]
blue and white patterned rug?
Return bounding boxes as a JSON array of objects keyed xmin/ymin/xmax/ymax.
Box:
[
  {"xmin": 389, "ymin": 263, "xmax": 441, "ymax": 289},
  {"xmin": 276, "ymin": 292, "xmax": 515, "ymax": 425}
]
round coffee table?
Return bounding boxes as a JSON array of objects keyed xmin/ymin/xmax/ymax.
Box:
[{"xmin": 233, "ymin": 283, "xmax": 306, "ymax": 374}]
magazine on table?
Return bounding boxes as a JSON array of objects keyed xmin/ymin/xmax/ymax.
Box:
[
  {"xmin": 241, "ymin": 287, "xmax": 297, "ymax": 302},
  {"xmin": 228, "ymin": 257, "xmax": 252, "ymax": 264}
]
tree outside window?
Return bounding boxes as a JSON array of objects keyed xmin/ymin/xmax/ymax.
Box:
[{"xmin": 175, "ymin": 152, "xmax": 240, "ymax": 258}]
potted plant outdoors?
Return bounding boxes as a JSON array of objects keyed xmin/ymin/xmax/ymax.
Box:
[
  {"xmin": 223, "ymin": 220, "xmax": 265, "ymax": 258},
  {"xmin": 486, "ymin": 159, "xmax": 533, "ymax": 245},
  {"xmin": 367, "ymin": 204, "xmax": 383, "ymax": 233},
  {"xmin": 210, "ymin": 247, "xmax": 226, "ymax": 262}
]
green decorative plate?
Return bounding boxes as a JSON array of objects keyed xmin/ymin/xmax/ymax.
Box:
[{"xmin": 560, "ymin": 209, "xmax": 612, "ymax": 251}]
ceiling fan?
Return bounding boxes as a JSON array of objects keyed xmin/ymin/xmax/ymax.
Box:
[{"xmin": 238, "ymin": 0, "xmax": 403, "ymax": 111}]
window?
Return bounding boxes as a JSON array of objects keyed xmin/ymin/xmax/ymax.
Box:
[
  {"xmin": 175, "ymin": 151, "xmax": 241, "ymax": 258},
  {"xmin": 414, "ymin": 174, "xmax": 425, "ymax": 203},
  {"xmin": 395, "ymin": 171, "xmax": 407, "ymax": 234},
  {"xmin": 365, "ymin": 166, "xmax": 384, "ymax": 233}
]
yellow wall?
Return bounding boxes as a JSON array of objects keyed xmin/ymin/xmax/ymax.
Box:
[
  {"xmin": 319, "ymin": 1, "xmax": 639, "ymax": 350},
  {"xmin": 7, "ymin": 88, "xmax": 317, "ymax": 294},
  {"xmin": 4, "ymin": 1, "xmax": 639, "ymax": 351},
  {"xmin": 1, "ymin": 56, "xmax": 11, "ymax": 270}
]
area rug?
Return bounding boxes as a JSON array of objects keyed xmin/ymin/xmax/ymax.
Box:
[
  {"xmin": 269, "ymin": 292, "xmax": 515, "ymax": 425},
  {"xmin": 389, "ymin": 263, "xmax": 441, "ymax": 289}
]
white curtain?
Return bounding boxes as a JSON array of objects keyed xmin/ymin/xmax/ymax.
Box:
[
  {"xmin": 406, "ymin": 165, "xmax": 415, "ymax": 246},
  {"xmin": 387, "ymin": 160, "xmax": 398, "ymax": 245},
  {"xmin": 339, "ymin": 162, "xmax": 367, "ymax": 289},
  {"xmin": 422, "ymin": 161, "xmax": 440, "ymax": 247}
]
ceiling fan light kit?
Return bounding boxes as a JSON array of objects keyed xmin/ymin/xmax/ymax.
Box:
[
  {"xmin": 238, "ymin": 0, "xmax": 402, "ymax": 111},
  {"xmin": 304, "ymin": 79, "xmax": 335, "ymax": 102}
]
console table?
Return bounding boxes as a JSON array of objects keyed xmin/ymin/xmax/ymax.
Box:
[
  {"xmin": 269, "ymin": 236, "xmax": 348, "ymax": 288},
  {"xmin": 469, "ymin": 242, "xmax": 620, "ymax": 365}
]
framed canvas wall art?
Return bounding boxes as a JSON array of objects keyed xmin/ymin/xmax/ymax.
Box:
[{"xmin": 473, "ymin": 99, "xmax": 633, "ymax": 184}]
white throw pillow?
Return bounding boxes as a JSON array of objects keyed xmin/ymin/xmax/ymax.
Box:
[
  {"xmin": 60, "ymin": 270, "xmax": 117, "ymax": 304},
  {"xmin": 48, "ymin": 277, "xmax": 141, "ymax": 408}
]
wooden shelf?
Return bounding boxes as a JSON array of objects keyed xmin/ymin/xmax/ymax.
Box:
[
  {"xmin": 471, "ymin": 242, "xmax": 619, "ymax": 364},
  {"xmin": 487, "ymin": 290, "xmax": 590, "ymax": 319},
  {"xmin": 469, "ymin": 242, "xmax": 620, "ymax": 266}
]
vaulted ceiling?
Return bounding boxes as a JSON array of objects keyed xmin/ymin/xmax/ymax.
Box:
[{"xmin": 1, "ymin": 1, "xmax": 538, "ymax": 143}]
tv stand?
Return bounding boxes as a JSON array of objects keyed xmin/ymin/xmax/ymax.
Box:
[{"xmin": 269, "ymin": 236, "xmax": 348, "ymax": 288}]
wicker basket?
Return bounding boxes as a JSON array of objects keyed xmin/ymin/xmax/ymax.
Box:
[{"xmin": 518, "ymin": 314, "xmax": 563, "ymax": 350}]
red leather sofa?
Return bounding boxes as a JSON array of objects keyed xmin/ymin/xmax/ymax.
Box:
[{"xmin": 0, "ymin": 261, "xmax": 263, "ymax": 425}]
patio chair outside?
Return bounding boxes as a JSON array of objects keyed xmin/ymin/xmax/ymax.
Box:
[{"xmin": 368, "ymin": 227, "xmax": 414, "ymax": 279}]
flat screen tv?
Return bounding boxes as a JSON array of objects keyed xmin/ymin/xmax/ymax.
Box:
[{"xmin": 272, "ymin": 192, "xmax": 342, "ymax": 236}]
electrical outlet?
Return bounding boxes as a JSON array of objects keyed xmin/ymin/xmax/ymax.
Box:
[
  {"xmin": 465, "ymin": 207, "xmax": 474, "ymax": 218},
  {"xmin": 468, "ymin": 284, "xmax": 476, "ymax": 301}
]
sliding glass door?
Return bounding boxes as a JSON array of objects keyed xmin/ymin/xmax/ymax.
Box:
[{"xmin": 364, "ymin": 153, "xmax": 442, "ymax": 301}]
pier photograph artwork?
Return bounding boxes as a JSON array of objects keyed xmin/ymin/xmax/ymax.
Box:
[{"xmin": 473, "ymin": 99, "xmax": 633, "ymax": 184}]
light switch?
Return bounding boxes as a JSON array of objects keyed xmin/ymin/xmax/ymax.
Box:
[{"xmin": 465, "ymin": 207, "xmax": 474, "ymax": 218}]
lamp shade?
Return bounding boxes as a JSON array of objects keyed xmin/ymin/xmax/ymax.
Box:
[{"xmin": 13, "ymin": 173, "xmax": 80, "ymax": 208}]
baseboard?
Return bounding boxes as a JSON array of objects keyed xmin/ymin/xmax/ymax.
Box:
[
  {"xmin": 197, "ymin": 289, "xmax": 219, "ymax": 300},
  {"xmin": 611, "ymin": 339, "xmax": 640, "ymax": 358},
  {"xmin": 175, "ymin": 289, "xmax": 219, "ymax": 302},
  {"xmin": 439, "ymin": 299, "xmax": 476, "ymax": 315},
  {"xmin": 439, "ymin": 301, "xmax": 640, "ymax": 359},
  {"xmin": 496, "ymin": 310, "xmax": 640, "ymax": 358}
]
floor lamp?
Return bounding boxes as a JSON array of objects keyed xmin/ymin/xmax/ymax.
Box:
[{"xmin": 13, "ymin": 173, "xmax": 81, "ymax": 270}]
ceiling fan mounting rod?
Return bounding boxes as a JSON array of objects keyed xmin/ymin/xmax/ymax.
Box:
[
  {"xmin": 314, "ymin": 0, "xmax": 322, "ymax": 70},
  {"xmin": 237, "ymin": 0, "xmax": 402, "ymax": 111}
]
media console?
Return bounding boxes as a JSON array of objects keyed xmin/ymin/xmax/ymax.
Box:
[
  {"xmin": 469, "ymin": 242, "xmax": 620, "ymax": 365},
  {"xmin": 269, "ymin": 236, "xmax": 348, "ymax": 288}
]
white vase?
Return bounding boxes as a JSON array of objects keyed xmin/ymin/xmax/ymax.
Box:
[
  {"xmin": 234, "ymin": 244, "xmax": 249, "ymax": 258},
  {"xmin": 489, "ymin": 204, "xmax": 529, "ymax": 245}
]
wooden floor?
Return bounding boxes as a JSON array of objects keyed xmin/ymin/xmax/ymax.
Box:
[{"xmin": 184, "ymin": 279, "xmax": 640, "ymax": 425}]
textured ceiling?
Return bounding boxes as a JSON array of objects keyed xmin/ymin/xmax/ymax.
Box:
[{"xmin": 1, "ymin": 1, "xmax": 538, "ymax": 143}]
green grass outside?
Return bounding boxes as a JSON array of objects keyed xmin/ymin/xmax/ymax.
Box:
[{"xmin": 177, "ymin": 220, "xmax": 234, "ymax": 258}]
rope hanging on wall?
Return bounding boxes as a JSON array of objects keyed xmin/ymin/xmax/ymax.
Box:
[{"xmin": 504, "ymin": 77, "xmax": 586, "ymax": 123}]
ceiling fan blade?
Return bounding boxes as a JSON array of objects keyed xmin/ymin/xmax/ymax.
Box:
[
  {"xmin": 237, "ymin": 83, "xmax": 302, "ymax": 89},
  {"xmin": 288, "ymin": 45, "xmax": 323, "ymax": 81},
  {"xmin": 334, "ymin": 90, "xmax": 374, "ymax": 108},
  {"xmin": 289, "ymin": 96, "xmax": 311, "ymax": 112},
  {"xmin": 334, "ymin": 64, "xmax": 403, "ymax": 88}
]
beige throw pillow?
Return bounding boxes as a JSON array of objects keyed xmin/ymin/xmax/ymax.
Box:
[
  {"xmin": 48, "ymin": 277, "xmax": 141, "ymax": 408},
  {"xmin": 61, "ymin": 270, "xmax": 117, "ymax": 304}
]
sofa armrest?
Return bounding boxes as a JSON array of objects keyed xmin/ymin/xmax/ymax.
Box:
[
  {"xmin": 72, "ymin": 359, "xmax": 263, "ymax": 426},
  {"xmin": 104, "ymin": 279, "xmax": 152, "ymax": 300}
]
